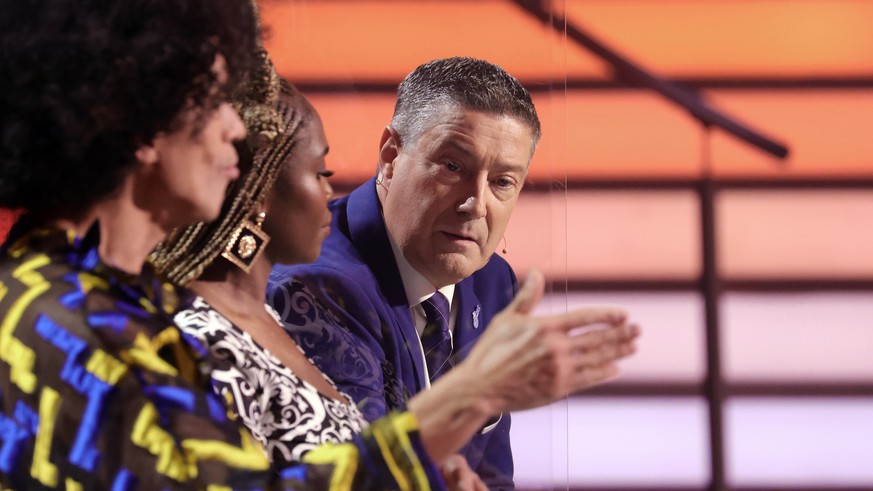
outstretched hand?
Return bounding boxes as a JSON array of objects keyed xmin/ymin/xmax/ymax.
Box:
[
  {"xmin": 458, "ymin": 270, "xmax": 640, "ymax": 414},
  {"xmin": 409, "ymin": 270, "xmax": 639, "ymax": 463}
]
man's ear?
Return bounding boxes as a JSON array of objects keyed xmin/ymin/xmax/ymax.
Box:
[{"xmin": 377, "ymin": 125, "xmax": 400, "ymax": 186}]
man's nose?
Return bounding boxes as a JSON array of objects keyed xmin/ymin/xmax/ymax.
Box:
[{"xmin": 456, "ymin": 178, "xmax": 487, "ymax": 218}]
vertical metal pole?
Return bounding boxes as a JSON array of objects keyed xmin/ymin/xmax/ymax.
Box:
[{"xmin": 699, "ymin": 125, "xmax": 726, "ymax": 490}]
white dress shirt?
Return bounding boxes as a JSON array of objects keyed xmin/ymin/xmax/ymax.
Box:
[
  {"xmin": 385, "ymin": 225, "xmax": 503, "ymax": 433},
  {"xmin": 386, "ymin": 232, "xmax": 455, "ymax": 386}
]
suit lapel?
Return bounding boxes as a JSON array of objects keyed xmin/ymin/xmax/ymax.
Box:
[
  {"xmin": 453, "ymin": 276, "xmax": 483, "ymax": 363},
  {"xmin": 346, "ymin": 179, "xmax": 428, "ymax": 391}
]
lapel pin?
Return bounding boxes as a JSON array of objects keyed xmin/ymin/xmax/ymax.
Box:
[{"xmin": 472, "ymin": 305, "xmax": 481, "ymax": 329}]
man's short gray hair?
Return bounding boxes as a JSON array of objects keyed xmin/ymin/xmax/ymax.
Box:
[{"xmin": 390, "ymin": 57, "xmax": 541, "ymax": 152}]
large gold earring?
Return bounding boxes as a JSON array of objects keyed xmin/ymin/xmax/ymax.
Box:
[{"xmin": 221, "ymin": 211, "xmax": 270, "ymax": 273}]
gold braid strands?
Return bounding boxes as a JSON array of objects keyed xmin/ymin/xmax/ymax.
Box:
[
  {"xmin": 236, "ymin": 49, "xmax": 284, "ymax": 149},
  {"xmin": 151, "ymin": 84, "xmax": 303, "ymax": 286},
  {"xmin": 150, "ymin": 0, "xmax": 304, "ymax": 285}
]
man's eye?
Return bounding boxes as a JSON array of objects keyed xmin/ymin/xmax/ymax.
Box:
[
  {"xmin": 494, "ymin": 177, "xmax": 515, "ymax": 189},
  {"xmin": 317, "ymin": 170, "xmax": 334, "ymax": 179},
  {"xmin": 445, "ymin": 161, "xmax": 460, "ymax": 172}
]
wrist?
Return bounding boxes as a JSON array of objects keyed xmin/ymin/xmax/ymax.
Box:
[
  {"xmin": 430, "ymin": 364, "xmax": 502, "ymax": 419},
  {"xmin": 407, "ymin": 365, "xmax": 498, "ymax": 462}
]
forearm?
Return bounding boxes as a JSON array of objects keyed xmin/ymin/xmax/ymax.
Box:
[
  {"xmin": 278, "ymin": 412, "xmax": 444, "ymax": 491},
  {"xmin": 407, "ymin": 364, "xmax": 497, "ymax": 464}
]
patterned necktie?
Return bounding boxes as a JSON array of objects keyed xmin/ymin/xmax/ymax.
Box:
[{"xmin": 420, "ymin": 291, "xmax": 453, "ymax": 381}]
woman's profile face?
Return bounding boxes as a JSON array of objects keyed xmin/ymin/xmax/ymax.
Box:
[
  {"xmin": 145, "ymin": 55, "xmax": 247, "ymax": 229},
  {"xmin": 263, "ymin": 96, "xmax": 333, "ymax": 265}
]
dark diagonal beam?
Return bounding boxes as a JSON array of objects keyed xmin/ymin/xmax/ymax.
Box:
[{"xmin": 512, "ymin": 0, "xmax": 790, "ymax": 161}]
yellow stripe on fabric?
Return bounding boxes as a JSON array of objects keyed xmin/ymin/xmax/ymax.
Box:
[
  {"xmin": 302, "ymin": 444, "xmax": 359, "ymax": 491},
  {"xmin": 121, "ymin": 349, "xmax": 178, "ymax": 376},
  {"xmin": 76, "ymin": 272, "xmax": 108, "ymax": 294},
  {"xmin": 131, "ymin": 403, "xmax": 192, "ymax": 482},
  {"xmin": 152, "ymin": 327, "xmax": 195, "ymax": 380},
  {"xmin": 181, "ymin": 430, "xmax": 270, "ymax": 472},
  {"xmin": 0, "ymin": 254, "xmax": 51, "ymax": 394},
  {"xmin": 206, "ymin": 486, "xmax": 232, "ymax": 491},
  {"xmin": 121, "ymin": 331, "xmax": 180, "ymax": 376},
  {"xmin": 13, "ymin": 255, "xmax": 51, "ymax": 282},
  {"xmin": 160, "ymin": 283, "xmax": 178, "ymax": 315},
  {"xmin": 65, "ymin": 477, "xmax": 83, "ymax": 491},
  {"xmin": 129, "ymin": 327, "xmax": 193, "ymax": 378},
  {"xmin": 388, "ymin": 412, "xmax": 429, "ymax": 491},
  {"xmin": 86, "ymin": 349, "xmax": 128, "ymax": 385},
  {"xmin": 151, "ymin": 326, "xmax": 181, "ymax": 349},
  {"xmin": 31, "ymin": 386, "xmax": 61, "ymax": 487},
  {"xmin": 0, "ymin": 281, "xmax": 8, "ymax": 303},
  {"xmin": 372, "ymin": 424, "xmax": 409, "ymax": 491},
  {"xmin": 138, "ymin": 297, "xmax": 158, "ymax": 315},
  {"xmin": 8, "ymin": 230, "xmax": 55, "ymax": 258}
]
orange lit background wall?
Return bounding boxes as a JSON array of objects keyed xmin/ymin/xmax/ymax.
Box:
[
  {"xmin": 255, "ymin": 1, "xmax": 873, "ymax": 489},
  {"xmin": 257, "ymin": 1, "xmax": 873, "ymax": 489},
  {"xmin": 255, "ymin": 0, "xmax": 873, "ymax": 279},
  {"xmin": 2, "ymin": 1, "xmax": 870, "ymax": 488}
]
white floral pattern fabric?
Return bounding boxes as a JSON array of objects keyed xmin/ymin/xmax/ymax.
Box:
[{"xmin": 175, "ymin": 296, "xmax": 368, "ymax": 467}]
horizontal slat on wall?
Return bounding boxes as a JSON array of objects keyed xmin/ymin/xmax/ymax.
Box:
[
  {"xmin": 722, "ymin": 293, "xmax": 873, "ymax": 381},
  {"xmin": 718, "ymin": 190, "xmax": 873, "ymax": 278},
  {"xmin": 725, "ymin": 398, "xmax": 873, "ymax": 486},
  {"xmin": 534, "ymin": 291, "xmax": 706, "ymax": 382},
  {"xmin": 512, "ymin": 397, "xmax": 711, "ymax": 487},
  {"xmin": 709, "ymin": 90, "xmax": 873, "ymax": 177},
  {"xmin": 503, "ymin": 190, "xmax": 701, "ymax": 279},
  {"xmin": 262, "ymin": 0, "xmax": 873, "ymax": 80},
  {"xmin": 260, "ymin": 0, "xmax": 596, "ymax": 82},
  {"xmin": 303, "ymin": 90, "xmax": 873, "ymax": 182},
  {"xmin": 558, "ymin": 0, "xmax": 873, "ymax": 78}
]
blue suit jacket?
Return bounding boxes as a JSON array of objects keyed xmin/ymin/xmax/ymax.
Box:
[{"xmin": 268, "ymin": 178, "xmax": 518, "ymax": 489}]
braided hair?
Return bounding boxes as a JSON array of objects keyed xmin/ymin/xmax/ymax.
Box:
[{"xmin": 151, "ymin": 73, "xmax": 304, "ymax": 286}]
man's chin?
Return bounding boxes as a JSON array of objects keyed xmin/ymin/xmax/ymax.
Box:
[{"xmin": 431, "ymin": 253, "xmax": 487, "ymax": 284}]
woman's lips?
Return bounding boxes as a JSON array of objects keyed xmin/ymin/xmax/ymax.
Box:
[{"xmin": 224, "ymin": 164, "xmax": 240, "ymax": 179}]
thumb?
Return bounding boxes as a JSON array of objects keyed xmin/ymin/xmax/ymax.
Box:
[{"xmin": 509, "ymin": 270, "xmax": 545, "ymax": 315}]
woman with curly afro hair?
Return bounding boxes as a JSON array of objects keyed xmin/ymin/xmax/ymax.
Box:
[{"xmin": 0, "ymin": 0, "xmax": 323, "ymax": 489}]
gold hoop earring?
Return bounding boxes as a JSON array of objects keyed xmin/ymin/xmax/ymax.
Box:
[{"xmin": 221, "ymin": 210, "xmax": 270, "ymax": 273}]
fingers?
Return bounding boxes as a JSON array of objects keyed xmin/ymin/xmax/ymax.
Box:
[
  {"xmin": 573, "ymin": 322, "xmax": 639, "ymax": 351},
  {"xmin": 541, "ymin": 306, "xmax": 628, "ymax": 333},
  {"xmin": 441, "ymin": 456, "xmax": 460, "ymax": 482},
  {"xmin": 570, "ymin": 323, "xmax": 639, "ymax": 366},
  {"xmin": 508, "ymin": 270, "xmax": 545, "ymax": 316},
  {"xmin": 440, "ymin": 454, "xmax": 486, "ymax": 491},
  {"xmin": 564, "ymin": 323, "xmax": 640, "ymax": 391},
  {"xmin": 571, "ymin": 362, "xmax": 620, "ymax": 390}
]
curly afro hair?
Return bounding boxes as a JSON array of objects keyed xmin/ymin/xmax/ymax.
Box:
[{"xmin": 0, "ymin": 0, "xmax": 258, "ymax": 219}]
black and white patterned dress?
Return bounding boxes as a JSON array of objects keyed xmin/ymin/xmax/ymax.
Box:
[{"xmin": 174, "ymin": 296, "xmax": 368, "ymax": 467}]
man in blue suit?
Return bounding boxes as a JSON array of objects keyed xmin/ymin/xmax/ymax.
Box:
[{"xmin": 269, "ymin": 57, "xmax": 572, "ymax": 488}]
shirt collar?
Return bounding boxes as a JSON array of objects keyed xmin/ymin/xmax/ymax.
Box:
[{"xmin": 385, "ymin": 228, "xmax": 455, "ymax": 310}]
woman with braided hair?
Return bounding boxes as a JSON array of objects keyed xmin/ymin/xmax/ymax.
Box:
[
  {"xmin": 152, "ymin": 72, "xmax": 464, "ymax": 489},
  {"xmin": 149, "ymin": 5, "xmax": 639, "ymax": 490},
  {"xmin": 151, "ymin": 49, "xmax": 638, "ymax": 491},
  {"xmin": 0, "ymin": 1, "xmax": 439, "ymax": 489}
]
